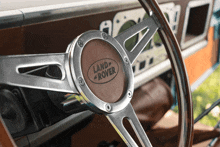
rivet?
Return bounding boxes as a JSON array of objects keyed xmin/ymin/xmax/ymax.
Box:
[
  {"xmin": 78, "ymin": 39, "xmax": 84, "ymax": 47},
  {"xmin": 128, "ymin": 90, "xmax": 132, "ymax": 98},
  {"xmin": 102, "ymin": 32, "xmax": 108, "ymax": 40},
  {"xmin": 105, "ymin": 103, "xmax": 111, "ymax": 112},
  {"xmin": 124, "ymin": 57, "xmax": 129, "ymax": 64},
  {"xmin": 78, "ymin": 77, "xmax": 85, "ymax": 86}
]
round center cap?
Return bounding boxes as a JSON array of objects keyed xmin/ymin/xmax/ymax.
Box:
[{"xmin": 81, "ymin": 39, "xmax": 127, "ymax": 103}]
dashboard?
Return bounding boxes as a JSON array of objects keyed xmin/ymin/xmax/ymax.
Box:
[
  {"xmin": 0, "ymin": 0, "xmax": 216, "ymax": 146},
  {"xmin": 106, "ymin": 3, "xmax": 181, "ymax": 76}
]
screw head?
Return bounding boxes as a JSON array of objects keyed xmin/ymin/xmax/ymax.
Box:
[
  {"xmin": 78, "ymin": 77, "xmax": 85, "ymax": 86},
  {"xmin": 102, "ymin": 32, "xmax": 108, "ymax": 40},
  {"xmin": 128, "ymin": 90, "xmax": 132, "ymax": 98},
  {"xmin": 105, "ymin": 103, "xmax": 111, "ymax": 112},
  {"xmin": 78, "ymin": 39, "xmax": 83, "ymax": 47},
  {"xmin": 124, "ymin": 57, "xmax": 129, "ymax": 64}
]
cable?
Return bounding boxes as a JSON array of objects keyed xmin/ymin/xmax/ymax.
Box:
[{"xmin": 194, "ymin": 99, "xmax": 220, "ymax": 124}]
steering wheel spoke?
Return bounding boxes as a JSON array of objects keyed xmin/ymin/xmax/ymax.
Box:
[
  {"xmin": 0, "ymin": 53, "xmax": 76, "ymax": 93},
  {"xmin": 106, "ymin": 103, "xmax": 152, "ymax": 147},
  {"xmin": 115, "ymin": 16, "xmax": 159, "ymax": 64}
]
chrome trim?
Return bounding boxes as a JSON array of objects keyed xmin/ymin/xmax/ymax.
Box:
[
  {"xmin": 12, "ymin": 36, "xmax": 205, "ymax": 146},
  {"xmin": 0, "ymin": 0, "xmax": 141, "ymax": 29},
  {"xmin": 115, "ymin": 16, "xmax": 159, "ymax": 64},
  {"xmin": 134, "ymin": 40, "xmax": 208, "ymax": 89},
  {"xmin": 191, "ymin": 63, "xmax": 219, "ymax": 92},
  {"xmin": 0, "ymin": 10, "xmax": 23, "ymax": 29},
  {"xmin": 106, "ymin": 103, "xmax": 152, "ymax": 147},
  {"xmin": 69, "ymin": 30, "xmax": 134, "ymax": 113},
  {"xmin": 181, "ymin": 40, "xmax": 208, "ymax": 59},
  {"xmin": 0, "ymin": 53, "xmax": 76, "ymax": 93},
  {"xmin": 180, "ymin": 0, "xmax": 213, "ymax": 49}
]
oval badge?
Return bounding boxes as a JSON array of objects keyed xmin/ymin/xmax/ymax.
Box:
[{"xmin": 87, "ymin": 58, "xmax": 119, "ymax": 84}]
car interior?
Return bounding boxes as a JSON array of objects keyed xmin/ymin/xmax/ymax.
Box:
[{"xmin": 1, "ymin": 0, "xmax": 220, "ymax": 146}]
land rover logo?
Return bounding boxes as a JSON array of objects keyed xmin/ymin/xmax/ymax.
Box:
[{"xmin": 87, "ymin": 58, "xmax": 119, "ymax": 84}]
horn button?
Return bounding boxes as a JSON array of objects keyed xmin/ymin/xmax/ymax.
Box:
[
  {"xmin": 81, "ymin": 39, "xmax": 126, "ymax": 103},
  {"xmin": 69, "ymin": 31, "xmax": 134, "ymax": 113}
]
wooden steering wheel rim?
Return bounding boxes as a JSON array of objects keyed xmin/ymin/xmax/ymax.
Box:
[{"xmin": 138, "ymin": 0, "xmax": 194, "ymax": 146}]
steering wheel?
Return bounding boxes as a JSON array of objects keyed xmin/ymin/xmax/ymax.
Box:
[{"xmin": 0, "ymin": 0, "xmax": 193, "ymax": 146}]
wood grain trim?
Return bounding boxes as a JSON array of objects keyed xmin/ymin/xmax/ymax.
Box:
[
  {"xmin": 0, "ymin": 27, "xmax": 24, "ymax": 55},
  {"xmin": 0, "ymin": 117, "xmax": 16, "ymax": 147}
]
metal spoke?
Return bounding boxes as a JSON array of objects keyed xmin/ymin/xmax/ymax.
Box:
[
  {"xmin": 0, "ymin": 53, "xmax": 76, "ymax": 93},
  {"xmin": 106, "ymin": 103, "xmax": 152, "ymax": 147},
  {"xmin": 115, "ymin": 16, "xmax": 159, "ymax": 64}
]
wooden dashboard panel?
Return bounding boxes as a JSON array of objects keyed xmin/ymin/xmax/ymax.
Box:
[
  {"xmin": 0, "ymin": 27, "xmax": 24, "ymax": 55},
  {"xmin": 0, "ymin": 118, "xmax": 16, "ymax": 147}
]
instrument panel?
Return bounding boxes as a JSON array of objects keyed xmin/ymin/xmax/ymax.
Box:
[{"xmin": 100, "ymin": 3, "xmax": 181, "ymax": 76}]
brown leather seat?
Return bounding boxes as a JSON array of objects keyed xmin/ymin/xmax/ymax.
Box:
[{"xmin": 70, "ymin": 77, "xmax": 220, "ymax": 146}]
